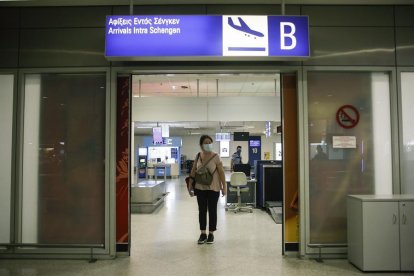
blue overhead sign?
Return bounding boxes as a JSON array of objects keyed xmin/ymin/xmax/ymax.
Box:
[{"xmin": 105, "ymin": 15, "xmax": 309, "ymax": 60}]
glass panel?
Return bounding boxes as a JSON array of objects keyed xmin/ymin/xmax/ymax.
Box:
[
  {"xmin": 132, "ymin": 74, "xmax": 280, "ymax": 97},
  {"xmin": 401, "ymin": 72, "xmax": 414, "ymax": 194},
  {"xmin": 0, "ymin": 75, "xmax": 14, "ymax": 244},
  {"xmin": 307, "ymin": 72, "xmax": 392, "ymax": 244},
  {"xmin": 22, "ymin": 73, "xmax": 106, "ymax": 244}
]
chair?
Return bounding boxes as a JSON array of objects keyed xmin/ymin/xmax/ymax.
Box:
[{"xmin": 226, "ymin": 172, "xmax": 253, "ymax": 213}]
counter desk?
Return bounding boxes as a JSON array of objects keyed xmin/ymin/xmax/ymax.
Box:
[{"xmin": 131, "ymin": 180, "xmax": 167, "ymax": 213}]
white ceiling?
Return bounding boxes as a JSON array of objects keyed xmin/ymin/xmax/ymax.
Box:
[
  {"xmin": 132, "ymin": 73, "xmax": 281, "ymax": 135},
  {"xmin": 132, "ymin": 74, "xmax": 280, "ymax": 97},
  {"xmin": 1, "ymin": 0, "xmax": 413, "ymax": 6},
  {"xmin": 134, "ymin": 121, "xmax": 280, "ymax": 136}
]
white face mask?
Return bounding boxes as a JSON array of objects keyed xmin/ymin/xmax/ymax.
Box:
[{"xmin": 202, "ymin": 143, "xmax": 213, "ymax": 152}]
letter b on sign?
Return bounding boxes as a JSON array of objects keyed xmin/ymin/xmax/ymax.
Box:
[
  {"xmin": 280, "ymin": 22, "xmax": 296, "ymax": 50},
  {"xmin": 268, "ymin": 16, "xmax": 309, "ymax": 57}
]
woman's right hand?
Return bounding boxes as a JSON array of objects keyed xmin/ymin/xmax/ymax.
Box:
[{"xmin": 186, "ymin": 177, "xmax": 195, "ymax": 196}]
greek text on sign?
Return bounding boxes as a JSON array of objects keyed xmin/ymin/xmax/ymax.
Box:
[
  {"xmin": 336, "ymin": 105, "xmax": 360, "ymax": 129},
  {"xmin": 105, "ymin": 15, "xmax": 309, "ymax": 59}
]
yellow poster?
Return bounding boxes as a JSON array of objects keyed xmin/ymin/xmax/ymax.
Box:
[{"xmin": 264, "ymin": 152, "xmax": 270, "ymax": 160}]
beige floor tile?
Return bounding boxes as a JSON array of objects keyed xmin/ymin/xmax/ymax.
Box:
[{"xmin": 0, "ymin": 177, "xmax": 411, "ymax": 276}]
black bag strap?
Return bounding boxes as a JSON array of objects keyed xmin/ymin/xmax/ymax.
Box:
[
  {"xmin": 199, "ymin": 153, "xmax": 216, "ymax": 167},
  {"xmin": 189, "ymin": 153, "xmax": 201, "ymax": 178},
  {"xmin": 208, "ymin": 154, "xmax": 218, "ymax": 175}
]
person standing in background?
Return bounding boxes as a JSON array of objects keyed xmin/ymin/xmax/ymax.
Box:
[
  {"xmin": 230, "ymin": 145, "xmax": 242, "ymax": 172},
  {"xmin": 313, "ymin": 145, "xmax": 328, "ymax": 160}
]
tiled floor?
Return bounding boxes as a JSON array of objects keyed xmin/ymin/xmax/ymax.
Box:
[{"xmin": 0, "ymin": 178, "xmax": 410, "ymax": 275}]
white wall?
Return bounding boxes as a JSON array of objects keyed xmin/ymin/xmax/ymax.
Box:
[
  {"xmin": 371, "ymin": 73, "xmax": 392, "ymax": 195},
  {"xmin": 132, "ymin": 96, "xmax": 280, "ymax": 122},
  {"xmin": 0, "ymin": 75, "xmax": 14, "ymax": 243},
  {"xmin": 133, "ymin": 95, "xmax": 281, "ymax": 171},
  {"xmin": 180, "ymin": 135, "xmax": 250, "ymax": 169},
  {"xmin": 262, "ymin": 134, "xmax": 282, "ymax": 160},
  {"xmin": 136, "ymin": 134, "xmax": 281, "ymax": 170}
]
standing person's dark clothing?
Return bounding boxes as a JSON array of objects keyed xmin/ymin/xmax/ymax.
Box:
[
  {"xmin": 231, "ymin": 146, "xmax": 242, "ymax": 171},
  {"xmin": 195, "ymin": 189, "xmax": 220, "ymax": 232},
  {"xmin": 313, "ymin": 145, "xmax": 328, "ymax": 160}
]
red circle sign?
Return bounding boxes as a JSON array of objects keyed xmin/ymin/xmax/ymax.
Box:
[{"xmin": 336, "ymin": 105, "xmax": 360, "ymax": 129}]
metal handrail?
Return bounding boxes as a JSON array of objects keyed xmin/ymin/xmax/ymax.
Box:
[{"xmin": 0, "ymin": 243, "xmax": 105, "ymax": 263}]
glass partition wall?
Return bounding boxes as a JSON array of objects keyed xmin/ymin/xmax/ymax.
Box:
[
  {"xmin": 21, "ymin": 73, "xmax": 106, "ymax": 245},
  {"xmin": 0, "ymin": 75, "xmax": 14, "ymax": 246},
  {"xmin": 307, "ymin": 72, "xmax": 393, "ymax": 245},
  {"xmin": 400, "ymin": 72, "xmax": 414, "ymax": 194}
]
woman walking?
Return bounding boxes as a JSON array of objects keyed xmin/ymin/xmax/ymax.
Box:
[{"xmin": 188, "ymin": 135, "xmax": 227, "ymax": 244}]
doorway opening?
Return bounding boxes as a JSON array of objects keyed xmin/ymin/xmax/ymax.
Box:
[{"xmin": 115, "ymin": 72, "xmax": 299, "ymax": 256}]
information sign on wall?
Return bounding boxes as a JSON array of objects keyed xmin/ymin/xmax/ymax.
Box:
[
  {"xmin": 105, "ymin": 15, "xmax": 309, "ymax": 60},
  {"xmin": 332, "ymin": 136, "xmax": 357, "ymax": 148},
  {"xmin": 220, "ymin": 141, "xmax": 230, "ymax": 157},
  {"xmin": 248, "ymin": 136, "xmax": 262, "ymax": 167}
]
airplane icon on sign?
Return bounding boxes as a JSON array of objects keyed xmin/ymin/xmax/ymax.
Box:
[{"xmin": 228, "ymin": 17, "xmax": 264, "ymax": 38}]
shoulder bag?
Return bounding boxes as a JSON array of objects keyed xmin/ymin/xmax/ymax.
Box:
[{"xmin": 194, "ymin": 153, "xmax": 217, "ymax": 186}]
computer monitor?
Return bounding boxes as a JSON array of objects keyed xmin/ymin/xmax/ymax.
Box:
[
  {"xmin": 233, "ymin": 132, "xmax": 249, "ymax": 141},
  {"xmin": 234, "ymin": 163, "xmax": 251, "ymax": 177}
]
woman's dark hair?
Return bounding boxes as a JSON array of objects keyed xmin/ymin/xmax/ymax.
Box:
[{"xmin": 199, "ymin": 135, "xmax": 213, "ymax": 146}]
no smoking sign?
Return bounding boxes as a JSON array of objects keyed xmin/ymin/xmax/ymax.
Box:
[{"xmin": 336, "ymin": 105, "xmax": 360, "ymax": 129}]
